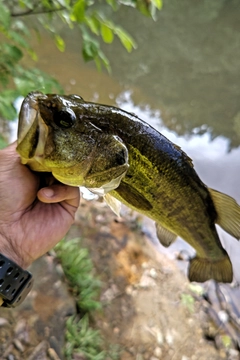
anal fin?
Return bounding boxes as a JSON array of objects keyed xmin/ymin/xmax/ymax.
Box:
[
  {"xmin": 156, "ymin": 223, "xmax": 177, "ymax": 247},
  {"xmin": 209, "ymin": 188, "xmax": 240, "ymax": 240}
]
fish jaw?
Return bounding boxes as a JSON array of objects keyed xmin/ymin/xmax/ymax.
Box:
[
  {"xmin": 17, "ymin": 92, "xmax": 43, "ymax": 144},
  {"xmin": 17, "ymin": 92, "xmax": 52, "ymax": 172}
]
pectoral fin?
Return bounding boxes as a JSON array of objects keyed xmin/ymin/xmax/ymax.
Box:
[
  {"xmin": 156, "ymin": 223, "xmax": 177, "ymax": 247},
  {"xmin": 209, "ymin": 188, "xmax": 240, "ymax": 240},
  {"xmin": 115, "ymin": 182, "xmax": 153, "ymax": 211}
]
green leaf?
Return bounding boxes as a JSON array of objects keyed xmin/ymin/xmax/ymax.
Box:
[
  {"xmin": 18, "ymin": 0, "xmax": 34, "ymax": 9},
  {"xmin": 12, "ymin": 66, "xmax": 62, "ymax": 96},
  {"xmin": 221, "ymin": 335, "xmax": 232, "ymax": 349},
  {"xmin": 98, "ymin": 50, "xmax": 111, "ymax": 72},
  {"xmin": 72, "ymin": 0, "xmax": 85, "ymax": 22},
  {"xmin": 2, "ymin": 44, "xmax": 23, "ymax": 63},
  {"xmin": 115, "ymin": 27, "xmax": 137, "ymax": 52},
  {"xmin": 63, "ymin": 0, "xmax": 71, "ymax": 6},
  {"xmin": 81, "ymin": 29, "xmax": 111, "ymax": 72},
  {"xmin": 12, "ymin": 20, "xmax": 30, "ymax": 36},
  {"xmin": 27, "ymin": 49, "xmax": 38, "ymax": 61},
  {"xmin": 94, "ymin": 56, "xmax": 102, "ymax": 72},
  {"xmin": 55, "ymin": 34, "xmax": 65, "ymax": 52},
  {"xmin": 0, "ymin": 2, "xmax": 10, "ymax": 30},
  {"xmin": 181, "ymin": 293, "xmax": 195, "ymax": 313},
  {"xmin": 0, "ymin": 90, "xmax": 19, "ymax": 120},
  {"xmin": 151, "ymin": 0, "xmax": 163, "ymax": 10},
  {"xmin": 85, "ymin": 16, "xmax": 100, "ymax": 35},
  {"xmin": 136, "ymin": 0, "xmax": 162, "ymax": 19},
  {"xmin": 100, "ymin": 23, "xmax": 114, "ymax": 43},
  {"xmin": 136, "ymin": 2, "xmax": 151, "ymax": 17},
  {"xmin": 106, "ymin": 0, "xmax": 118, "ymax": 11},
  {"xmin": 82, "ymin": 32, "xmax": 100, "ymax": 62},
  {"xmin": 8, "ymin": 30, "xmax": 30, "ymax": 49},
  {"xmin": 41, "ymin": 0, "xmax": 54, "ymax": 9}
]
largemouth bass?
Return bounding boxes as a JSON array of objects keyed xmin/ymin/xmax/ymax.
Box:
[{"xmin": 17, "ymin": 92, "xmax": 240, "ymax": 283}]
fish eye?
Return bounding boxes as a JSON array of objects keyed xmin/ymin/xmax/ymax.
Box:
[{"xmin": 54, "ymin": 108, "xmax": 76, "ymax": 129}]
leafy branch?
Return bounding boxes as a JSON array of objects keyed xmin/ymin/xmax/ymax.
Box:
[{"xmin": 0, "ymin": 0, "xmax": 162, "ymax": 120}]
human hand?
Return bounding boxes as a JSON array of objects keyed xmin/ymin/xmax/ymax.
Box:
[{"xmin": 0, "ymin": 143, "xmax": 80, "ymax": 269}]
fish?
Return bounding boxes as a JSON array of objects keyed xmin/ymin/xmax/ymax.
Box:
[{"xmin": 16, "ymin": 91, "xmax": 240, "ymax": 283}]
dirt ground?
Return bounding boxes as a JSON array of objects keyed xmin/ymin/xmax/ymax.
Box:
[
  {"xmin": 0, "ymin": 198, "xmax": 239, "ymax": 360},
  {"xmin": 69, "ymin": 199, "xmax": 238, "ymax": 360}
]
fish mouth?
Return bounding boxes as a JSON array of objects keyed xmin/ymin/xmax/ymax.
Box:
[{"xmin": 17, "ymin": 92, "xmax": 50, "ymax": 170}]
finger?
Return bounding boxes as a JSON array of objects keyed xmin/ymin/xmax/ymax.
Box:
[{"xmin": 37, "ymin": 184, "xmax": 80, "ymax": 207}]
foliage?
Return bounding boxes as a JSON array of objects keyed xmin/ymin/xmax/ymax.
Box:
[
  {"xmin": 220, "ymin": 335, "xmax": 232, "ymax": 349},
  {"xmin": 55, "ymin": 238, "xmax": 102, "ymax": 312},
  {"xmin": 0, "ymin": 0, "xmax": 162, "ymax": 121},
  {"xmin": 65, "ymin": 315, "xmax": 121, "ymax": 360},
  {"xmin": 55, "ymin": 238, "xmax": 121, "ymax": 359},
  {"xmin": 65, "ymin": 315, "xmax": 106, "ymax": 360},
  {"xmin": 189, "ymin": 283, "xmax": 204, "ymax": 296},
  {"xmin": 180, "ymin": 293, "xmax": 195, "ymax": 313},
  {"xmin": 0, "ymin": 134, "xmax": 7, "ymax": 149}
]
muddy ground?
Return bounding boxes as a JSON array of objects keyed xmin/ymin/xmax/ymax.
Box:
[{"xmin": 0, "ymin": 198, "xmax": 239, "ymax": 360}]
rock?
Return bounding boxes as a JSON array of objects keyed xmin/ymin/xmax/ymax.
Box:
[
  {"xmin": 13, "ymin": 338, "xmax": 25, "ymax": 352},
  {"xmin": 154, "ymin": 346, "xmax": 162, "ymax": 357},
  {"xmin": 0, "ymin": 318, "xmax": 9, "ymax": 327},
  {"xmin": 27, "ymin": 340, "xmax": 48, "ymax": 360},
  {"xmin": 48, "ymin": 347, "xmax": 61, "ymax": 360}
]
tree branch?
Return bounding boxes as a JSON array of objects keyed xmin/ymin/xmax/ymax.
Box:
[{"xmin": 10, "ymin": 5, "xmax": 66, "ymax": 17}]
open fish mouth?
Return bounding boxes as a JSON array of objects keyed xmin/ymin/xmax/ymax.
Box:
[
  {"xmin": 18, "ymin": 92, "xmax": 42, "ymax": 144},
  {"xmin": 17, "ymin": 91, "xmax": 130, "ymax": 190},
  {"xmin": 17, "ymin": 92, "xmax": 50, "ymax": 170}
]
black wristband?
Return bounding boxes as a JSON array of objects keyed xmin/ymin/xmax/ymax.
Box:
[{"xmin": 0, "ymin": 254, "xmax": 33, "ymax": 307}]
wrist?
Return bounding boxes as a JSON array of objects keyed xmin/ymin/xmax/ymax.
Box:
[
  {"xmin": 0, "ymin": 253, "xmax": 33, "ymax": 307},
  {"xmin": 0, "ymin": 232, "xmax": 30, "ymax": 270}
]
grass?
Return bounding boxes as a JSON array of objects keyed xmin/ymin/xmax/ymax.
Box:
[
  {"xmin": 180, "ymin": 293, "xmax": 195, "ymax": 313},
  {"xmin": 55, "ymin": 238, "xmax": 121, "ymax": 360},
  {"xmin": 64, "ymin": 315, "xmax": 106, "ymax": 360}
]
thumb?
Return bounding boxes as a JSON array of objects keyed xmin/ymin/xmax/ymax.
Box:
[{"xmin": 37, "ymin": 184, "xmax": 80, "ymax": 208}]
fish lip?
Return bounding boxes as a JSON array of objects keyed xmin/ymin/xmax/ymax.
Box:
[
  {"xmin": 17, "ymin": 92, "xmax": 49, "ymax": 163},
  {"xmin": 34, "ymin": 112, "xmax": 49, "ymax": 161},
  {"xmin": 18, "ymin": 91, "xmax": 47, "ymax": 144}
]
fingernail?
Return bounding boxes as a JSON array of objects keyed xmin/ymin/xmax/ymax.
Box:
[{"xmin": 42, "ymin": 188, "xmax": 55, "ymax": 198}]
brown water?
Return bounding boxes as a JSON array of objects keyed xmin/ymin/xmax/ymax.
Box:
[{"xmin": 14, "ymin": 0, "xmax": 240, "ymax": 280}]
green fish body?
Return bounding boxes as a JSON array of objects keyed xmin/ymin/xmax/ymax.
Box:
[{"xmin": 17, "ymin": 92, "xmax": 240, "ymax": 283}]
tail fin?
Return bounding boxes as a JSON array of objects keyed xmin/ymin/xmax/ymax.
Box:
[{"xmin": 188, "ymin": 255, "xmax": 233, "ymax": 283}]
